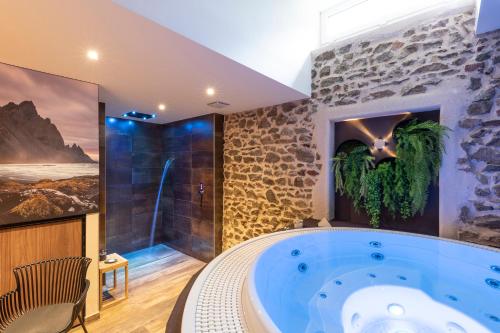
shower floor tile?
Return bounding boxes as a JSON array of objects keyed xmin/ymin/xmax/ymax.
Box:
[{"xmin": 121, "ymin": 244, "xmax": 177, "ymax": 270}]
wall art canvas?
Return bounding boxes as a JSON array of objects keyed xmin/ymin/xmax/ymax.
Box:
[{"xmin": 0, "ymin": 62, "xmax": 99, "ymax": 225}]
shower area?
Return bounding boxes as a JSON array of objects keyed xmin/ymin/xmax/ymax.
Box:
[{"xmin": 104, "ymin": 113, "xmax": 224, "ymax": 264}]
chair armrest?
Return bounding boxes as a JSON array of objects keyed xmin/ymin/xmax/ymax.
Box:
[
  {"xmin": 0, "ymin": 290, "xmax": 21, "ymax": 330},
  {"xmin": 75, "ymin": 279, "xmax": 90, "ymax": 310},
  {"xmin": 70, "ymin": 279, "xmax": 90, "ymax": 323}
]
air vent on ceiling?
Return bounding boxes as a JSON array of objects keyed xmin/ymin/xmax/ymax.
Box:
[{"xmin": 207, "ymin": 101, "xmax": 230, "ymax": 109}]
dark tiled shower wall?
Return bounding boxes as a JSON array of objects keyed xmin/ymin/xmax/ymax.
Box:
[
  {"xmin": 105, "ymin": 114, "xmax": 223, "ymax": 261},
  {"xmin": 106, "ymin": 119, "xmax": 163, "ymax": 254},
  {"xmin": 161, "ymin": 114, "xmax": 224, "ymax": 261}
]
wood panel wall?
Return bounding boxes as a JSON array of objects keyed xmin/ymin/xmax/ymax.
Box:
[{"xmin": 0, "ymin": 218, "xmax": 83, "ymax": 294}]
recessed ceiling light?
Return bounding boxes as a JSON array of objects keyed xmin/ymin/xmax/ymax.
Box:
[
  {"xmin": 158, "ymin": 104, "xmax": 166, "ymax": 111},
  {"xmin": 206, "ymin": 87, "xmax": 215, "ymax": 96},
  {"xmin": 86, "ymin": 49, "xmax": 99, "ymax": 61}
]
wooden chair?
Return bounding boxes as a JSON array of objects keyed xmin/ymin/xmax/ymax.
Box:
[{"xmin": 0, "ymin": 257, "xmax": 91, "ymax": 333}]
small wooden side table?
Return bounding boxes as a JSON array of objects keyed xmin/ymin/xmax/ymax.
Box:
[{"xmin": 99, "ymin": 253, "xmax": 129, "ymax": 310}]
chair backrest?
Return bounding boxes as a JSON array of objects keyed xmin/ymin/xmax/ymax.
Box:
[
  {"xmin": 13, "ymin": 257, "xmax": 91, "ymax": 312},
  {"xmin": 0, "ymin": 290, "xmax": 20, "ymax": 330}
]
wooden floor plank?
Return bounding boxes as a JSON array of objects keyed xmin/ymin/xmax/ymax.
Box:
[{"xmin": 71, "ymin": 248, "xmax": 205, "ymax": 333}]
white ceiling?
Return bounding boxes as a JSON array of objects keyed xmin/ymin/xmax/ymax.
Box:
[
  {"xmin": 113, "ymin": 0, "xmax": 329, "ymax": 97},
  {"xmin": 0, "ymin": 0, "xmax": 307, "ymax": 123}
]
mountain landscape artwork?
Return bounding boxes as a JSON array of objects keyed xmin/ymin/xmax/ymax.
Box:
[{"xmin": 0, "ymin": 62, "xmax": 99, "ymax": 224}]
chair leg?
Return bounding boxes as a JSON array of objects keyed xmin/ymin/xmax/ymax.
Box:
[{"xmin": 78, "ymin": 313, "xmax": 88, "ymax": 333}]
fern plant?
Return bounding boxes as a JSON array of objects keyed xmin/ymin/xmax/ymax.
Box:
[
  {"xmin": 394, "ymin": 119, "xmax": 449, "ymax": 215},
  {"xmin": 363, "ymin": 169, "xmax": 382, "ymax": 227},
  {"xmin": 332, "ymin": 143, "xmax": 374, "ymax": 210},
  {"xmin": 332, "ymin": 151, "xmax": 347, "ymax": 194},
  {"xmin": 332, "ymin": 118, "xmax": 448, "ymax": 228},
  {"xmin": 394, "ymin": 160, "xmax": 412, "ymax": 219},
  {"xmin": 377, "ymin": 161, "xmax": 398, "ymax": 217}
]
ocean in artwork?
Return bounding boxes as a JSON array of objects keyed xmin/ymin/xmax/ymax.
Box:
[{"xmin": 0, "ymin": 163, "xmax": 98, "ymax": 182}]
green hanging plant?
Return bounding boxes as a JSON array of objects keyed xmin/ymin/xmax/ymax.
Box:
[
  {"xmin": 394, "ymin": 119, "xmax": 449, "ymax": 215},
  {"xmin": 332, "ymin": 143, "xmax": 374, "ymax": 210},
  {"xmin": 332, "ymin": 118, "xmax": 449, "ymax": 227},
  {"xmin": 332, "ymin": 152, "xmax": 346, "ymax": 194},
  {"xmin": 394, "ymin": 160, "xmax": 412, "ymax": 219},
  {"xmin": 363, "ymin": 168, "xmax": 382, "ymax": 228},
  {"xmin": 377, "ymin": 161, "xmax": 397, "ymax": 217}
]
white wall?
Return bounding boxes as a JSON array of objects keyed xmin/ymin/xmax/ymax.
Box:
[
  {"xmin": 85, "ymin": 213, "xmax": 100, "ymax": 319},
  {"xmin": 113, "ymin": 0, "xmax": 331, "ymax": 97},
  {"xmin": 475, "ymin": 0, "xmax": 500, "ymax": 34},
  {"xmin": 320, "ymin": 0, "xmax": 474, "ymax": 45}
]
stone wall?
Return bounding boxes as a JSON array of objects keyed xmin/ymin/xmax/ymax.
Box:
[
  {"xmin": 223, "ymin": 100, "xmax": 321, "ymax": 249},
  {"xmin": 223, "ymin": 9, "xmax": 500, "ymax": 249},
  {"xmin": 312, "ymin": 11, "xmax": 499, "ymax": 108}
]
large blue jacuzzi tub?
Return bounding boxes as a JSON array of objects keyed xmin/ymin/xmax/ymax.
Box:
[{"xmin": 244, "ymin": 230, "xmax": 500, "ymax": 333}]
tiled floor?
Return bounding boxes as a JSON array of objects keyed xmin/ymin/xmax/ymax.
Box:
[{"xmin": 72, "ymin": 244, "xmax": 205, "ymax": 333}]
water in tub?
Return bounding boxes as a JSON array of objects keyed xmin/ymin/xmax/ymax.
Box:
[{"xmin": 252, "ymin": 231, "xmax": 499, "ymax": 333}]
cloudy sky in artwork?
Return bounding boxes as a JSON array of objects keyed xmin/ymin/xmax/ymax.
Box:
[{"xmin": 0, "ymin": 63, "xmax": 99, "ymax": 161}]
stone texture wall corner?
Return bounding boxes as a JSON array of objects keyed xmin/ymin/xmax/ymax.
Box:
[{"xmin": 222, "ymin": 100, "xmax": 322, "ymax": 250}]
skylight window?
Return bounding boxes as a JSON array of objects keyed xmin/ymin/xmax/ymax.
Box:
[{"xmin": 320, "ymin": 0, "xmax": 473, "ymax": 45}]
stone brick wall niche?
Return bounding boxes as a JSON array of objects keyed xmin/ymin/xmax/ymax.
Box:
[{"xmin": 311, "ymin": 9, "xmax": 500, "ymax": 247}]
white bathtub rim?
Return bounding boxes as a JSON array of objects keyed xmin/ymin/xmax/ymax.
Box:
[{"xmin": 182, "ymin": 228, "xmax": 324, "ymax": 333}]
